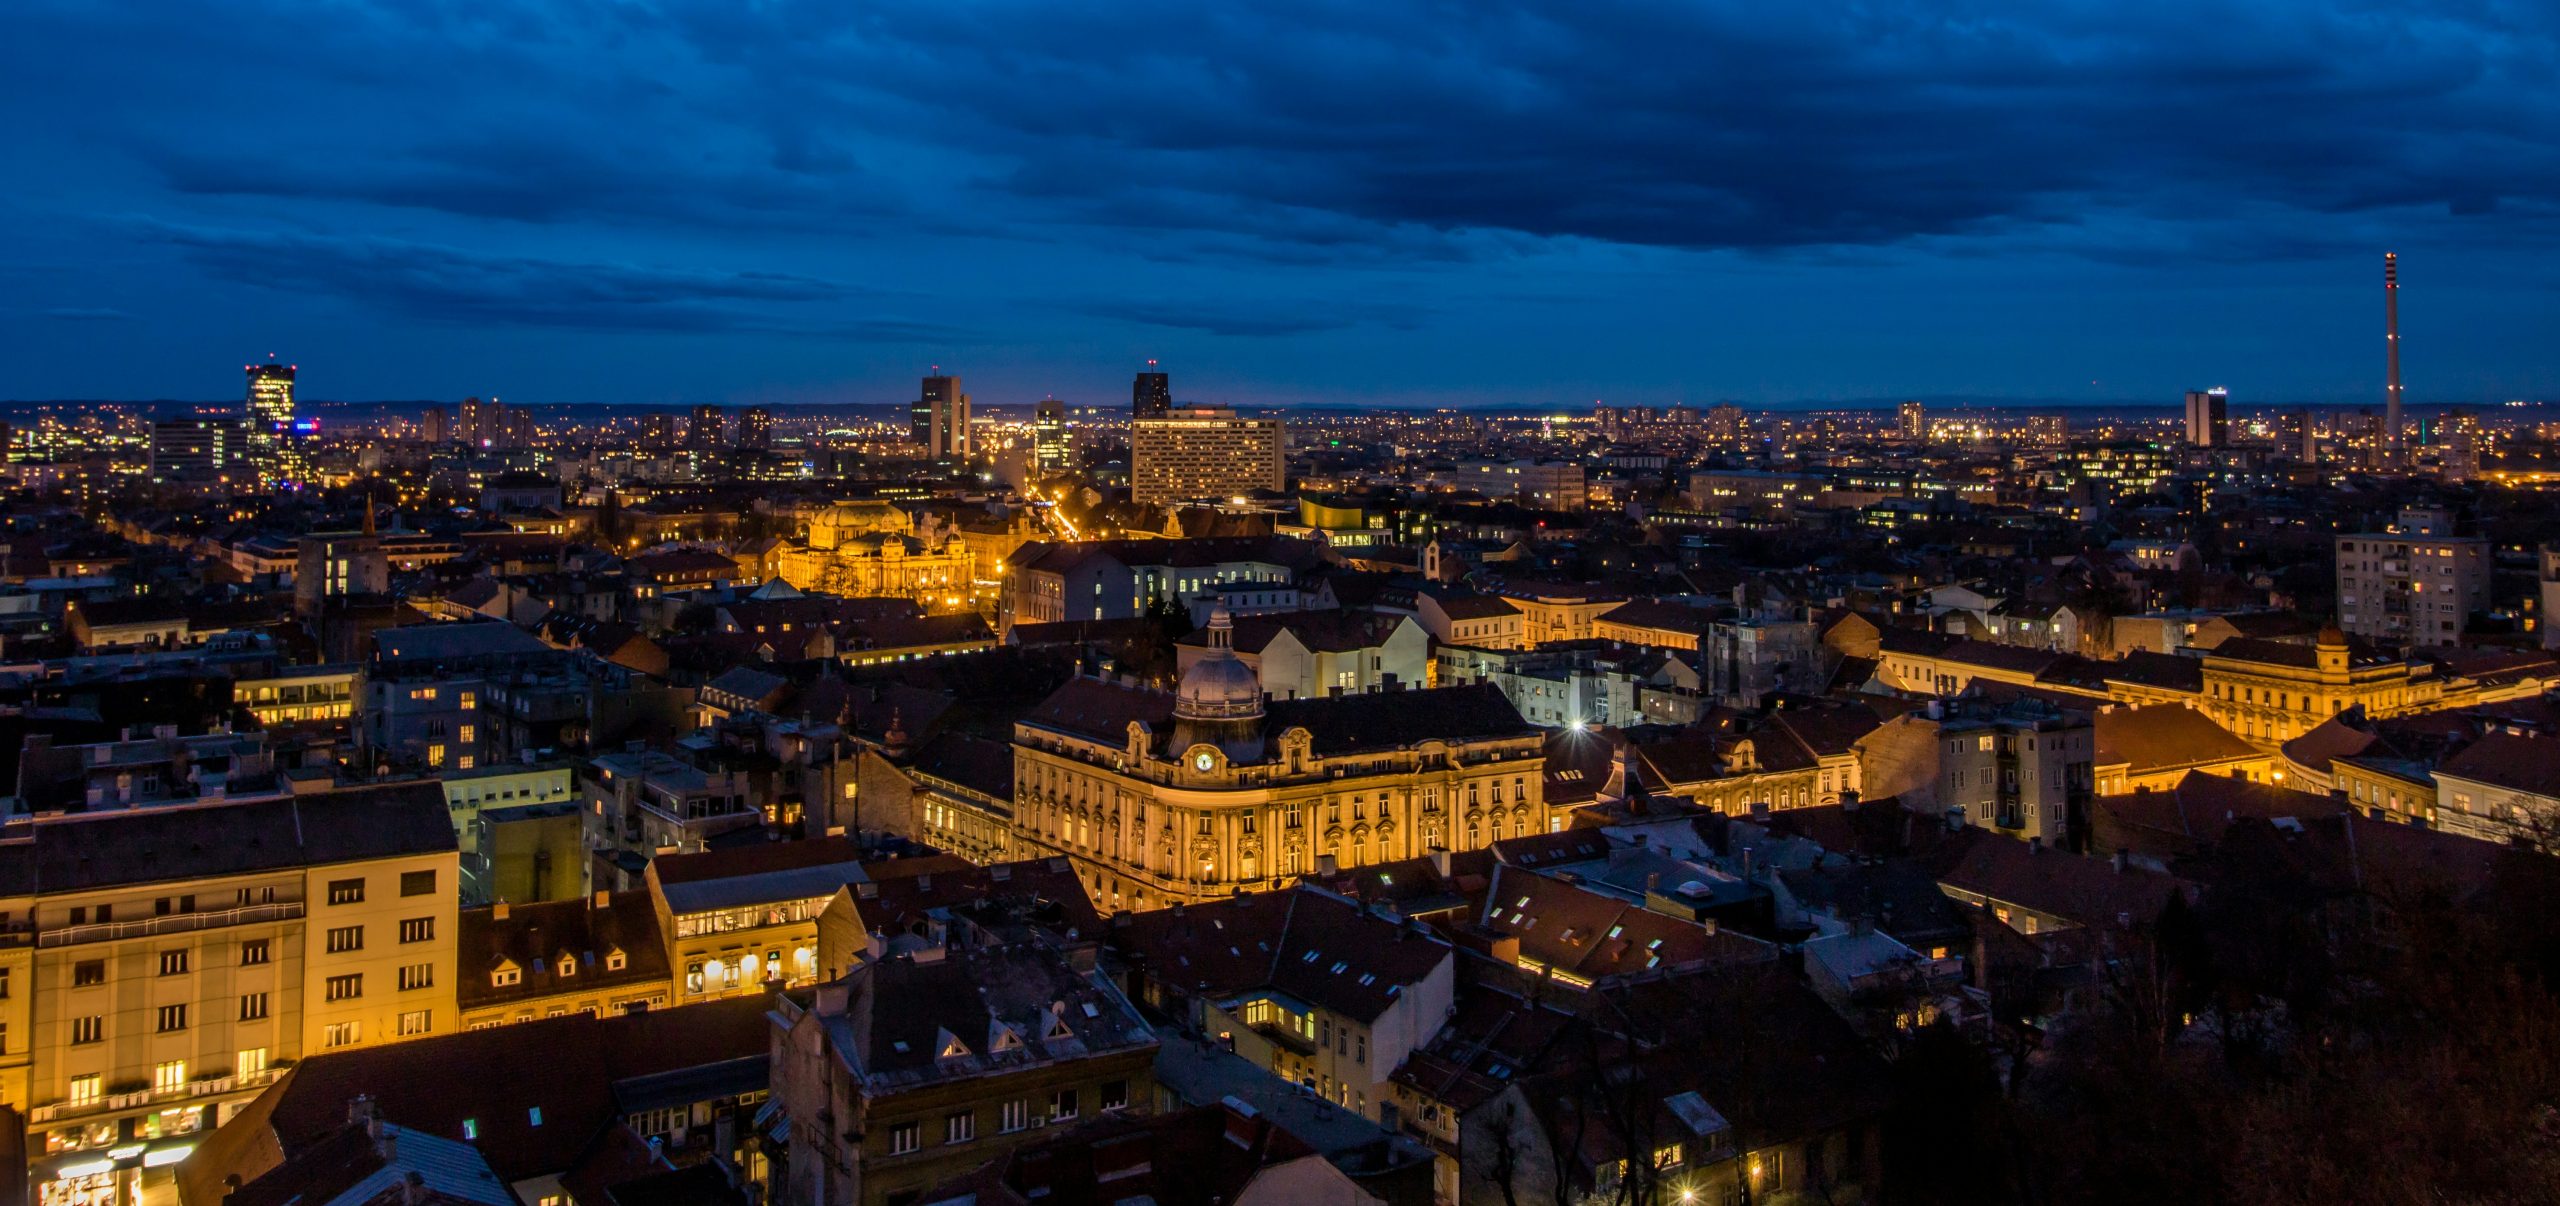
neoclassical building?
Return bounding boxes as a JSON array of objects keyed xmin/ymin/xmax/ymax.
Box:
[
  {"xmin": 1003, "ymin": 609, "xmax": 1552, "ymax": 911},
  {"xmin": 774, "ymin": 500, "xmax": 971, "ymax": 601},
  {"xmin": 2198, "ymin": 628, "xmax": 2442, "ymax": 747}
]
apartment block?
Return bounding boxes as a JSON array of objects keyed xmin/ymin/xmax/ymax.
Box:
[
  {"xmin": 12, "ymin": 782, "xmax": 458, "ymax": 1201},
  {"xmin": 2335, "ymin": 512, "xmax": 2489, "ymax": 645}
]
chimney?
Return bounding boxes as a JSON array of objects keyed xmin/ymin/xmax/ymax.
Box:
[
  {"xmin": 591, "ymin": 889, "xmax": 610, "ymax": 911},
  {"xmin": 2384, "ymin": 252, "xmax": 2405, "ymax": 465},
  {"xmin": 492, "ymin": 900, "xmax": 510, "ymax": 920}
]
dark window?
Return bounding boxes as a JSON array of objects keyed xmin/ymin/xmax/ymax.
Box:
[
  {"xmin": 159, "ymin": 950, "xmax": 189, "ymax": 976},
  {"xmin": 70, "ymin": 1016, "xmax": 102, "ymax": 1044},
  {"xmin": 325, "ymin": 974, "xmax": 363, "ymax": 1002},
  {"xmin": 73, "ymin": 961, "xmax": 105, "ymax": 987},
  {"xmin": 156, "ymin": 1003, "xmax": 188, "ymax": 1032},
  {"xmin": 240, "ymin": 993, "xmax": 270, "ymax": 1021},
  {"xmin": 327, "ymin": 878, "xmax": 365, "ymax": 905},
  {"xmin": 241, "ymin": 939, "xmax": 271, "ymax": 966},
  {"xmin": 400, "ymin": 870, "xmax": 436, "ymax": 897},
  {"xmin": 326, "ymin": 926, "xmax": 365, "ymax": 954},
  {"xmin": 399, "ymin": 918, "xmax": 434, "ymax": 944}
]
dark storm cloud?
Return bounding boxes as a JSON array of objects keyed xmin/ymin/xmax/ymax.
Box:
[
  {"xmin": 1073, "ymin": 297, "xmax": 1429, "ymax": 337},
  {"xmin": 25, "ymin": 1, "xmax": 2556, "ymax": 261},
  {"xmin": 127, "ymin": 219, "xmax": 915, "ymax": 336},
  {"xmin": 808, "ymin": 0, "xmax": 2560, "ymax": 258}
]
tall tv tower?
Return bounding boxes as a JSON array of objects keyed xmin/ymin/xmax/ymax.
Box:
[{"xmin": 2385, "ymin": 252, "xmax": 2404, "ymax": 466}]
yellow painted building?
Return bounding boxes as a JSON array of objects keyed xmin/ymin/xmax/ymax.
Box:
[
  {"xmin": 647, "ymin": 837, "xmax": 869, "ymax": 1005},
  {"xmin": 2198, "ymin": 629, "xmax": 2442, "ymax": 748},
  {"xmin": 229, "ymin": 667, "xmax": 357, "ymax": 728},
  {"xmin": 983, "ymin": 610, "xmax": 1550, "ymax": 912},
  {"xmin": 455, "ymin": 891, "xmax": 674, "ymax": 1029},
  {"xmin": 773, "ymin": 501, "xmax": 971, "ymax": 603},
  {"xmin": 12, "ymin": 783, "xmax": 459, "ymax": 1205}
]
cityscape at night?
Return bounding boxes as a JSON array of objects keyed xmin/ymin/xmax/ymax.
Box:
[{"xmin": 4, "ymin": 4, "xmax": 2560, "ymax": 1206}]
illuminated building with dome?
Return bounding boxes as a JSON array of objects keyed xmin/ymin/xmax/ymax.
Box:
[
  {"xmin": 772, "ymin": 499, "xmax": 971, "ymax": 602},
  {"xmin": 989, "ymin": 607, "xmax": 1554, "ymax": 910}
]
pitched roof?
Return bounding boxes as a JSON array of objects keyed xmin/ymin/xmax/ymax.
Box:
[
  {"xmin": 1478, "ymin": 865, "xmax": 1775, "ymax": 981},
  {"xmin": 1114, "ymin": 886, "xmax": 1452, "ymax": 1023},
  {"xmin": 1932, "ymin": 829, "xmax": 2184, "ymax": 929},
  {"xmin": 456, "ymin": 891, "xmax": 672, "ymax": 1012},
  {"xmin": 2094, "ymin": 704, "xmax": 2259, "ymax": 773},
  {"xmin": 234, "ymin": 997, "xmax": 772, "ymax": 1186},
  {"xmin": 2436, "ymin": 731, "xmax": 2560, "ymax": 798},
  {"xmin": 1264, "ymin": 685, "xmax": 1533, "ymax": 755},
  {"xmin": 21, "ymin": 782, "xmax": 454, "ymax": 895}
]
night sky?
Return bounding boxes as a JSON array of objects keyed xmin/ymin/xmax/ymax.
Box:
[{"xmin": 5, "ymin": 1, "xmax": 2557, "ymax": 410}]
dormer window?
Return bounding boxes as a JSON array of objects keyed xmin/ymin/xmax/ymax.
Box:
[
  {"xmin": 936, "ymin": 1027, "xmax": 973, "ymax": 1060},
  {"xmin": 492, "ymin": 967, "xmax": 521, "ymax": 988},
  {"xmin": 605, "ymin": 948, "xmax": 627, "ymax": 972},
  {"xmin": 989, "ymin": 1021, "xmax": 1025, "ymax": 1055},
  {"xmin": 558, "ymin": 956, "xmax": 578, "ymax": 978}
]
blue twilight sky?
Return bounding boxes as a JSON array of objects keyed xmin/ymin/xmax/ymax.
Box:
[{"xmin": 3, "ymin": 1, "xmax": 2558, "ymax": 411}]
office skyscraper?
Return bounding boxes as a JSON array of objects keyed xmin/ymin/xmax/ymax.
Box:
[
  {"xmin": 150, "ymin": 416, "xmax": 247, "ymax": 486},
  {"xmin": 738, "ymin": 406, "xmax": 773, "ymax": 449},
  {"xmin": 1033, "ymin": 397, "xmax": 1071, "ymax": 474},
  {"xmin": 2184, "ymin": 388, "xmax": 2229, "ymax": 447},
  {"xmin": 1130, "ymin": 406, "xmax": 1285, "ymax": 505},
  {"xmin": 1133, "ymin": 362, "xmax": 1172, "ymax": 419},
  {"xmin": 245, "ymin": 361, "xmax": 295, "ymax": 480},
  {"xmin": 918, "ymin": 374, "xmax": 969, "ymax": 458}
]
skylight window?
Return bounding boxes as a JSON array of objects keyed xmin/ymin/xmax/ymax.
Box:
[{"xmin": 1330, "ymin": 961, "xmax": 1349, "ymax": 974}]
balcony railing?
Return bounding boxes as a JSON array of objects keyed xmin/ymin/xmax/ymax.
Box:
[
  {"xmin": 39, "ymin": 901, "xmax": 304, "ymax": 948},
  {"xmin": 27, "ymin": 1066, "xmax": 280, "ymax": 1123}
]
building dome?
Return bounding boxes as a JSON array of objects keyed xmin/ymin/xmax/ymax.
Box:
[
  {"xmin": 2316, "ymin": 624, "xmax": 2349, "ymax": 649},
  {"xmin": 1175, "ymin": 607, "xmax": 1264, "ymax": 723}
]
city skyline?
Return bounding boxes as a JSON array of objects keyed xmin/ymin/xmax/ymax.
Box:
[{"xmin": 5, "ymin": 3, "xmax": 2560, "ymax": 408}]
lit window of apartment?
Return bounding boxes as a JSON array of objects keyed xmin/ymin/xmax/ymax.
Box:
[
  {"xmin": 427, "ymin": 745, "xmax": 446, "ymax": 768},
  {"xmin": 239, "ymin": 1048, "xmax": 269, "ymax": 1078},
  {"xmin": 398, "ymin": 1010, "xmax": 432, "ymax": 1037},
  {"xmin": 153, "ymin": 1060, "xmax": 186, "ymax": 1093},
  {"xmin": 67, "ymin": 1074, "xmax": 101, "ymax": 1107},
  {"xmin": 325, "ymin": 1022, "xmax": 359, "ymax": 1048}
]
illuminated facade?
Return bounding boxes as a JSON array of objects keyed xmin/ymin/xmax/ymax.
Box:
[
  {"xmin": 773, "ymin": 501, "xmax": 970, "ymax": 601},
  {"xmin": 1032, "ymin": 397, "xmax": 1070, "ymax": 473},
  {"xmin": 244, "ymin": 362, "xmax": 295, "ymax": 483},
  {"xmin": 979, "ymin": 610, "xmax": 1551, "ymax": 911},
  {"xmin": 14, "ymin": 785, "xmax": 459, "ymax": 1202},
  {"xmin": 1130, "ymin": 407, "xmax": 1284, "ymax": 505}
]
